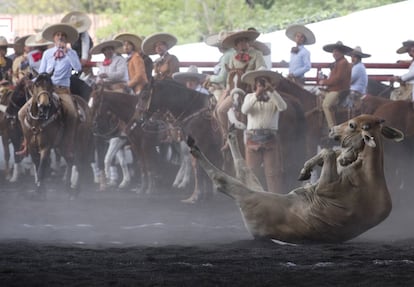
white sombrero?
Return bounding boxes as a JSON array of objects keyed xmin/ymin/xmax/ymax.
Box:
[
  {"xmin": 323, "ymin": 41, "xmax": 352, "ymax": 53},
  {"xmin": 172, "ymin": 65, "xmax": 207, "ymax": 82},
  {"xmin": 285, "ymin": 24, "xmax": 315, "ymax": 45},
  {"xmin": 114, "ymin": 33, "xmax": 143, "ymax": 51},
  {"xmin": 42, "ymin": 23, "xmax": 79, "ymax": 44},
  {"xmin": 221, "ymin": 30, "xmax": 260, "ymax": 49},
  {"xmin": 61, "ymin": 11, "xmax": 92, "ymax": 33},
  {"xmin": 251, "ymin": 41, "xmax": 271, "ymax": 56},
  {"xmin": 90, "ymin": 40, "xmax": 123, "ymax": 55},
  {"xmin": 241, "ymin": 66, "xmax": 282, "ymax": 86},
  {"xmin": 347, "ymin": 46, "xmax": 371, "ymax": 58},
  {"xmin": 204, "ymin": 30, "xmax": 234, "ymax": 48},
  {"xmin": 25, "ymin": 33, "xmax": 53, "ymax": 47},
  {"xmin": 396, "ymin": 40, "xmax": 414, "ymax": 54},
  {"xmin": 141, "ymin": 32, "xmax": 177, "ymax": 55}
]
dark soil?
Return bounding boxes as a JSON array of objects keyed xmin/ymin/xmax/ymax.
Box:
[{"xmin": 1, "ymin": 178, "xmax": 414, "ymax": 287}]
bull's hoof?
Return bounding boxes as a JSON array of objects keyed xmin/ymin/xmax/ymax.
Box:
[
  {"xmin": 181, "ymin": 195, "xmax": 198, "ymax": 204},
  {"xmin": 298, "ymin": 169, "xmax": 311, "ymax": 181},
  {"xmin": 186, "ymin": 136, "xmax": 195, "ymax": 148}
]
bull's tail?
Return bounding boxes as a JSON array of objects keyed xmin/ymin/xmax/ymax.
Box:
[{"xmin": 187, "ymin": 136, "xmax": 257, "ymax": 201}]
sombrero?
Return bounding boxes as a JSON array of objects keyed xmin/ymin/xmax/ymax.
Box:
[
  {"xmin": 285, "ymin": 24, "xmax": 315, "ymax": 45},
  {"xmin": 0, "ymin": 36, "xmax": 13, "ymax": 48},
  {"xmin": 42, "ymin": 23, "xmax": 79, "ymax": 44},
  {"xmin": 141, "ymin": 32, "xmax": 177, "ymax": 55},
  {"xmin": 347, "ymin": 46, "xmax": 371, "ymax": 58},
  {"xmin": 251, "ymin": 40, "xmax": 271, "ymax": 56},
  {"xmin": 34, "ymin": 23, "xmax": 51, "ymax": 33},
  {"xmin": 204, "ymin": 30, "xmax": 234, "ymax": 48},
  {"xmin": 221, "ymin": 30, "xmax": 260, "ymax": 49},
  {"xmin": 113, "ymin": 33, "xmax": 143, "ymax": 51},
  {"xmin": 241, "ymin": 66, "xmax": 282, "ymax": 86},
  {"xmin": 323, "ymin": 41, "xmax": 352, "ymax": 53},
  {"xmin": 14, "ymin": 35, "xmax": 32, "ymax": 47},
  {"xmin": 90, "ymin": 40, "xmax": 123, "ymax": 55},
  {"xmin": 61, "ymin": 11, "xmax": 92, "ymax": 33},
  {"xmin": 396, "ymin": 40, "xmax": 414, "ymax": 54},
  {"xmin": 25, "ymin": 32, "xmax": 53, "ymax": 47},
  {"xmin": 172, "ymin": 65, "xmax": 206, "ymax": 82}
]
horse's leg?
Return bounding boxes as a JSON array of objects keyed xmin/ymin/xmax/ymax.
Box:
[
  {"xmin": 9, "ymin": 125, "xmax": 24, "ymax": 183},
  {"xmin": 116, "ymin": 146, "xmax": 131, "ymax": 189},
  {"xmin": 36, "ymin": 148, "xmax": 51, "ymax": 195},
  {"xmin": 104, "ymin": 137, "xmax": 121, "ymax": 187},
  {"xmin": 173, "ymin": 141, "xmax": 191, "ymax": 189},
  {"xmin": 94, "ymin": 136, "xmax": 107, "ymax": 191},
  {"xmin": 181, "ymin": 156, "xmax": 200, "ymax": 204},
  {"xmin": 2, "ymin": 134, "xmax": 11, "ymax": 180}
]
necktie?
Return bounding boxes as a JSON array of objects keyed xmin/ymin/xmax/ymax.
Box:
[
  {"xmin": 103, "ymin": 58, "xmax": 112, "ymax": 66},
  {"xmin": 54, "ymin": 49, "xmax": 65, "ymax": 60}
]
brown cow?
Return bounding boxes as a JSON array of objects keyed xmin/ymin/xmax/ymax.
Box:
[{"xmin": 187, "ymin": 114, "xmax": 404, "ymax": 243}]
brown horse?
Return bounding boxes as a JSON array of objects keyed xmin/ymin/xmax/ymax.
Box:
[
  {"xmin": 20, "ymin": 73, "xmax": 93, "ymax": 197},
  {"xmin": 0, "ymin": 86, "xmax": 23, "ymax": 182},
  {"xmin": 91, "ymin": 79, "xmax": 220, "ymax": 198}
]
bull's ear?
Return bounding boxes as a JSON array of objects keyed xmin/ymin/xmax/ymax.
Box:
[{"xmin": 381, "ymin": 126, "xmax": 404, "ymax": 142}]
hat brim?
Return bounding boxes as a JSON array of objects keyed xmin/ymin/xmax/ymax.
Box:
[
  {"xmin": 173, "ymin": 72, "xmax": 206, "ymax": 82},
  {"xmin": 348, "ymin": 51, "xmax": 371, "ymax": 58},
  {"xmin": 241, "ymin": 70, "xmax": 282, "ymax": 86},
  {"xmin": 251, "ymin": 41, "xmax": 271, "ymax": 56},
  {"xmin": 42, "ymin": 23, "xmax": 79, "ymax": 44},
  {"xmin": 221, "ymin": 30, "xmax": 260, "ymax": 49},
  {"xmin": 204, "ymin": 33, "xmax": 221, "ymax": 47},
  {"xmin": 397, "ymin": 40, "xmax": 414, "ymax": 54},
  {"xmin": 14, "ymin": 35, "xmax": 32, "ymax": 46},
  {"xmin": 90, "ymin": 40, "xmax": 123, "ymax": 55},
  {"xmin": 61, "ymin": 11, "xmax": 91, "ymax": 33},
  {"xmin": 323, "ymin": 43, "xmax": 353, "ymax": 53},
  {"xmin": 141, "ymin": 33, "xmax": 177, "ymax": 55},
  {"xmin": 285, "ymin": 25, "xmax": 315, "ymax": 45},
  {"xmin": 114, "ymin": 33, "xmax": 143, "ymax": 52},
  {"xmin": 25, "ymin": 34, "xmax": 53, "ymax": 47}
]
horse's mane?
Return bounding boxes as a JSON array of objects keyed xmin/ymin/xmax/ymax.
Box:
[{"xmin": 146, "ymin": 79, "xmax": 210, "ymax": 119}]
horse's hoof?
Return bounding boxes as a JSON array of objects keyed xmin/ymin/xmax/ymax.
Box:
[
  {"xmin": 181, "ymin": 196, "xmax": 198, "ymax": 204},
  {"xmin": 118, "ymin": 180, "xmax": 130, "ymax": 189}
]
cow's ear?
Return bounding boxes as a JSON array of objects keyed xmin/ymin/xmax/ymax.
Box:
[
  {"xmin": 362, "ymin": 131, "xmax": 376, "ymax": 148},
  {"xmin": 381, "ymin": 126, "xmax": 404, "ymax": 142}
]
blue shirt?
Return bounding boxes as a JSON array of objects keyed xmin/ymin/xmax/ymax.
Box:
[
  {"xmin": 288, "ymin": 45, "xmax": 311, "ymax": 78},
  {"xmin": 39, "ymin": 46, "xmax": 82, "ymax": 87},
  {"xmin": 350, "ymin": 62, "xmax": 368, "ymax": 94}
]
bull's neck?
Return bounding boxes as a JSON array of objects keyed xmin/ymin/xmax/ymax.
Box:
[{"xmin": 362, "ymin": 138, "xmax": 385, "ymax": 182}]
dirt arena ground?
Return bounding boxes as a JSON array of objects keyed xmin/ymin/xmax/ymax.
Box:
[{"xmin": 1, "ymin": 175, "xmax": 414, "ymax": 287}]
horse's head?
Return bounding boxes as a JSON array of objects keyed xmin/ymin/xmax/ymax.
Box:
[
  {"xmin": 31, "ymin": 73, "xmax": 54, "ymax": 120},
  {"xmin": 226, "ymin": 64, "xmax": 248, "ymax": 92}
]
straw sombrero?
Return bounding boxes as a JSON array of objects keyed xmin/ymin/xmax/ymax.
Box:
[
  {"xmin": 251, "ymin": 41, "xmax": 271, "ymax": 56},
  {"xmin": 396, "ymin": 40, "xmax": 414, "ymax": 54},
  {"xmin": 25, "ymin": 32, "xmax": 54, "ymax": 47},
  {"xmin": 204, "ymin": 30, "xmax": 234, "ymax": 48},
  {"xmin": 42, "ymin": 23, "xmax": 79, "ymax": 44},
  {"xmin": 141, "ymin": 32, "xmax": 177, "ymax": 55},
  {"xmin": 113, "ymin": 33, "xmax": 143, "ymax": 51},
  {"xmin": 285, "ymin": 24, "xmax": 315, "ymax": 45},
  {"xmin": 14, "ymin": 35, "xmax": 32, "ymax": 47},
  {"xmin": 348, "ymin": 46, "xmax": 371, "ymax": 58},
  {"xmin": 221, "ymin": 30, "xmax": 260, "ymax": 49},
  {"xmin": 90, "ymin": 40, "xmax": 123, "ymax": 55},
  {"xmin": 172, "ymin": 65, "xmax": 206, "ymax": 82},
  {"xmin": 61, "ymin": 11, "xmax": 91, "ymax": 33},
  {"xmin": 241, "ymin": 67, "xmax": 282, "ymax": 86},
  {"xmin": 323, "ymin": 41, "xmax": 352, "ymax": 53},
  {"xmin": 0, "ymin": 36, "xmax": 13, "ymax": 48}
]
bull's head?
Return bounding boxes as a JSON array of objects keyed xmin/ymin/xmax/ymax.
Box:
[{"xmin": 329, "ymin": 114, "xmax": 404, "ymax": 166}]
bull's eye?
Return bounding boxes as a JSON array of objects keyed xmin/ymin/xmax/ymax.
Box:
[
  {"xmin": 362, "ymin": 124, "xmax": 370, "ymax": 131},
  {"xmin": 349, "ymin": 122, "xmax": 356, "ymax": 130}
]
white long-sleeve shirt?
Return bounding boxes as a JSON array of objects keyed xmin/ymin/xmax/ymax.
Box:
[{"xmin": 241, "ymin": 90, "xmax": 287, "ymax": 130}]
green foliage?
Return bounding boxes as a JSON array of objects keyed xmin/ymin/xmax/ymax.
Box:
[{"xmin": 0, "ymin": 0, "xmax": 404, "ymax": 43}]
